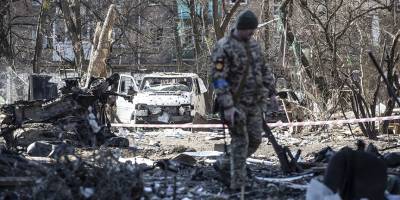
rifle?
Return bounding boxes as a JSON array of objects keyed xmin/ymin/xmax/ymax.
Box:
[
  {"xmin": 219, "ymin": 107, "xmax": 229, "ymax": 155},
  {"xmin": 262, "ymin": 113, "xmax": 300, "ymax": 174},
  {"xmin": 213, "ymin": 96, "xmax": 229, "ymax": 155}
]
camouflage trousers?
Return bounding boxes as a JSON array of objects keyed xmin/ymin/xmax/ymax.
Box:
[{"xmin": 221, "ymin": 104, "xmax": 263, "ymax": 189}]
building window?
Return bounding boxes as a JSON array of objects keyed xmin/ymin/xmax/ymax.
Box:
[
  {"xmin": 150, "ymin": 27, "xmax": 163, "ymax": 46},
  {"xmin": 148, "ymin": 0, "xmax": 161, "ymax": 6},
  {"xmin": 229, "ymin": 0, "xmax": 247, "ymax": 4},
  {"xmin": 154, "ymin": 28, "xmax": 163, "ymax": 44}
]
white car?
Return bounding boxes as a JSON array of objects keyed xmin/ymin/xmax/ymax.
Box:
[{"xmin": 116, "ymin": 73, "xmax": 207, "ymax": 124}]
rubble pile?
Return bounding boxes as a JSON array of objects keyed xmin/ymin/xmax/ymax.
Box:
[
  {"xmin": 4, "ymin": 124, "xmax": 400, "ymax": 199},
  {"xmin": 0, "ymin": 151, "xmax": 45, "ymax": 199},
  {"xmin": 0, "ymin": 74, "xmax": 129, "ymax": 150},
  {"xmin": 0, "ymin": 149, "xmax": 144, "ymax": 200},
  {"xmin": 138, "ymin": 159, "xmax": 308, "ymax": 199}
]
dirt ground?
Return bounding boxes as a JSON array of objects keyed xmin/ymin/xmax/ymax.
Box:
[{"xmin": 116, "ymin": 125, "xmax": 400, "ymax": 161}]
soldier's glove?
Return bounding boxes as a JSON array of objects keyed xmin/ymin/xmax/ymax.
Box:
[{"xmin": 223, "ymin": 107, "xmax": 241, "ymax": 126}]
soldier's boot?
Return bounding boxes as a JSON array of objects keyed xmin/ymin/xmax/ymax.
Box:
[
  {"xmin": 228, "ymin": 164, "xmax": 256, "ymax": 191},
  {"xmin": 246, "ymin": 165, "xmax": 258, "ymax": 189},
  {"xmin": 213, "ymin": 157, "xmax": 231, "ymax": 187},
  {"xmin": 229, "ymin": 164, "xmax": 248, "ymax": 191},
  {"xmin": 214, "ymin": 160, "xmax": 253, "ymax": 190},
  {"xmin": 246, "ymin": 165, "xmax": 252, "ymax": 178},
  {"xmin": 230, "ymin": 175, "xmax": 252, "ymax": 192},
  {"xmin": 230, "ymin": 178, "xmax": 254, "ymax": 192}
]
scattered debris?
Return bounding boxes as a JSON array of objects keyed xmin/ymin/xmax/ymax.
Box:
[
  {"xmin": 182, "ymin": 151, "xmax": 224, "ymax": 158},
  {"xmin": 0, "ymin": 149, "xmax": 144, "ymax": 200},
  {"xmin": 205, "ymin": 133, "xmax": 225, "ymax": 141},
  {"xmin": 255, "ymin": 173, "xmax": 314, "ymax": 183},
  {"xmin": 101, "ymin": 136, "xmax": 129, "ymax": 148},
  {"xmin": 172, "ymin": 154, "xmax": 197, "ymax": 166},
  {"xmin": 119, "ymin": 157, "xmax": 155, "ymax": 166},
  {"xmin": 314, "ymin": 146, "xmax": 336, "ymax": 163},
  {"xmin": 246, "ymin": 158, "xmax": 275, "ymax": 165},
  {"xmin": 26, "ymin": 141, "xmax": 54, "ymax": 157},
  {"xmin": 27, "ymin": 141, "xmax": 74, "ymax": 158}
]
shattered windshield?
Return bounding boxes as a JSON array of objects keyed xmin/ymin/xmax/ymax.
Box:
[{"xmin": 140, "ymin": 77, "xmax": 192, "ymax": 92}]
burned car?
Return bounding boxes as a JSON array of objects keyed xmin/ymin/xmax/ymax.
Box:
[
  {"xmin": 115, "ymin": 74, "xmax": 140, "ymax": 123},
  {"xmin": 266, "ymin": 78, "xmax": 309, "ymax": 124},
  {"xmin": 116, "ymin": 73, "xmax": 207, "ymax": 124}
]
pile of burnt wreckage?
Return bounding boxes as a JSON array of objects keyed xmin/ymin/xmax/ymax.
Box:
[{"xmin": 1, "ymin": 73, "xmax": 128, "ymax": 150}]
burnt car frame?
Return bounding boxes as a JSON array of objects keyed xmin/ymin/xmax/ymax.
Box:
[{"xmin": 116, "ymin": 73, "xmax": 207, "ymax": 124}]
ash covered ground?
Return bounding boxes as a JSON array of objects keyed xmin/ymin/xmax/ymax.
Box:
[{"xmin": 2, "ymin": 123, "xmax": 400, "ymax": 200}]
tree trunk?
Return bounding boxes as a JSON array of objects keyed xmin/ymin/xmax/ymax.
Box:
[
  {"xmin": 0, "ymin": 0, "xmax": 12, "ymax": 62},
  {"xmin": 203, "ymin": 1, "xmax": 210, "ymax": 38},
  {"xmin": 189, "ymin": 0, "xmax": 201, "ymax": 73},
  {"xmin": 32, "ymin": 0, "xmax": 51, "ymax": 74},
  {"xmin": 380, "ymin": 31, "xmax": 400, "ymax": 134},
  {"xmin": 212, "ymin": 0, "xmax": 222, "ymax": 40},
  {"xmin": 382, "ymin": 99, "xmax": 395, "ymax": 134},
  {"xmin": 212, "ymin": 0, "xmax": 241, "ymax": 40},
  {"xmin": 59, "ymin": 0, "xmax": 84, "ymax": 72},
  {"xmin": 172, "ymin": 0, "xmax": 183, "ymax": 72},
  {"xmin": 263, "ymin": 0, "xmax": 270, "ymax": 54}
]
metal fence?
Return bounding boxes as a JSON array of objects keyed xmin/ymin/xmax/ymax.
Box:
[{"xmin": 0, "ymin": 67, "xmax": 29, "ymax": 104}]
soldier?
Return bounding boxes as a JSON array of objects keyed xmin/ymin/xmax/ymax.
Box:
[
  {"xmin": 211, "ymin": 10, "xmax": 278, "ymax": 190},
  {"xmin": 106, "ymin": 82, "xmax": 122, "ymax": 123}
]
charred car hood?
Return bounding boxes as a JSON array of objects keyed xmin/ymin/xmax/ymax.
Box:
[{"xmin": 134, "ymin": 92, "xmax": 191, "ymax": 106}]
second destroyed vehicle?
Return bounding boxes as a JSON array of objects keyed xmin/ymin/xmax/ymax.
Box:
[{"xmin": 116, "ymin": 73, "xmax": 208, "ymax": 124}]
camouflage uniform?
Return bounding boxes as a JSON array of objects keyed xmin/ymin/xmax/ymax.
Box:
[{"xmin": 211, "ymin": 29, "xmax": 276, "ymax": 189}]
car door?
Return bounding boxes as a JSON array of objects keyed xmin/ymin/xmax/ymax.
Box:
[{"xmin": 116, "ymin": 74, "xmax": 138, "ymax": 123}]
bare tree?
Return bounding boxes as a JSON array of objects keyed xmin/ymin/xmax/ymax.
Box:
[
  {"xmin": 369, "ymin": 31, "xmax": 400, "ymax": 135},
  {"xmin": 262, "ymin": 0, "xmax": 270, "ymax": 54},
  {"xmin": 58, "ymin": 0, "xmax": 85, "ymax": 72},
  {"xmin": 0, "ymin": 0, "xmax": 13, "ymax": 63},
  {"xmin": 172, "ymin": 0, "xmax": 183, "ymax": 71},
  {"xmin": 187, "ymin": 0, "xmax": 201, "ymax": 72},
  {"xmin": 32, "ymin": 0, "xmax": 51, "ymax": 73},
  {"xmin": 212, "ymin": 0, "xmax": 241, "ymax": 40}
]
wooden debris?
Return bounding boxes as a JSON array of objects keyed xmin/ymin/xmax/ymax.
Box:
[{"xmin": 85, "ymin": 4, "xmax": 117, "ymax": 88}]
